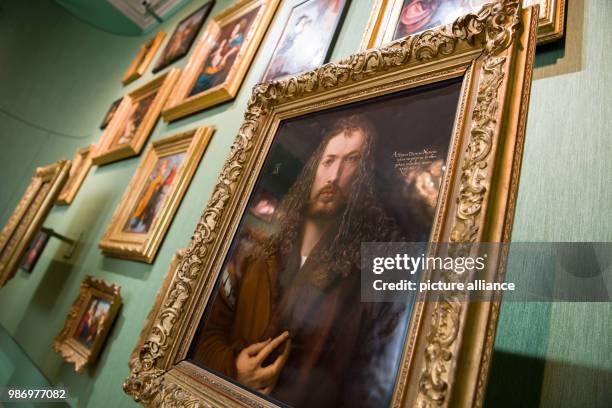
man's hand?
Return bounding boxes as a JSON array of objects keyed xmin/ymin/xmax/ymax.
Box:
[{"xmin": 236, "ymin": 331, "xmax": 291, "ymax": 394}]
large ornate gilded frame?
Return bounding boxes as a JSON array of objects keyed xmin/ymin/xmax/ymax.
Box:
[
  {"xmin": 99, "ymin": 126, "xmax": 214, "ymax": 263},
  {"xmin": 162, "ymin": 0, "xmax": 280, "ymax": 122},
  {"xmin": 93, "ymin": 69, "xmax": 181, "ymax": 166},
  {"xmin": 124, "ymin": 1, "xmax": 538, "ymax": 407},
  {"xmin": 0, "ymin": 160, "xmax": 71, "ymax": 288},
  {"xmin": 361, "ymin": 0, "xmax": 564, "ymax": 50},
  {"xmin": 53, "ymin": 275, "xmax": 122, "ymax": 373}
]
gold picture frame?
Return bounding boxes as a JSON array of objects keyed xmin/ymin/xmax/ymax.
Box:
[
  {"xmin": 122, "ymin": 31, "xmax": 167, "ymax": 85},
  {"xmin": 0, "ymin": 160, "xmax": 71, "ymax": 287},
  {"xmin": 99, "ymin": 126, "xmax": 214, "ymax": 263},
  {"xmin": 361, "ymin": 0, "xmax": 565, "ymax": 50},
  {"xmin": 53, "ymin": 275, "xmax": 122, "ymax": 373},
  {"xmin": 128, "ymin": 248, "xmax": 186, "ymax": 368},
  {"xmin": 123, "ymin": 1, "xmax": 538, "ymax": 407},
  {"xmin": 93, "ymin": 69, "xmax": 181, "ymax": 166},
  {"xmin": 161, "ymin": 0, "xmax": 280, "ymax": 122},
  {"xmin": 57, "ymin": 145, "xmax": 95, "ymax": 205}
]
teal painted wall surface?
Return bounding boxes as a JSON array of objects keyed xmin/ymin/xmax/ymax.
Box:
[{"xmin": 0, "ymin": 0, "xmax": 609, "ymax": 407}]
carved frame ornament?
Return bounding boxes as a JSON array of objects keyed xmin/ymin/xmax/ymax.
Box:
[
  {"xmin": 122, "ymin": 31, "xmax": 167, "ymax": 86},
  {"xmin": 0, "ymin": 160, "xmax": 71, "ymax": 287},
  {"xmin": 53, "ymin": 275, "xmax": 122, "ymax": 373},
  {"xmin": 124, "ymin": 1, "xmax": 538, "ymax": 407},
  {"xmin": 99, "ymin": 126, "xmax": 214, "ymax": 263}
]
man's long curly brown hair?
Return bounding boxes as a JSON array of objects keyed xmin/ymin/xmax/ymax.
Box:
[{"xmin": 264, "ymin": 115, "xmax": 399, "ymax": 279}]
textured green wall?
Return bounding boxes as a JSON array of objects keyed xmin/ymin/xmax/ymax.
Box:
[{"xmin": 0, "ymin": 0, "xmax": 609, "ymax": 407}]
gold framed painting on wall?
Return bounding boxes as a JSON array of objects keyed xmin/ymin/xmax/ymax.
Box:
[
  {"xmin": 153, "ymin": 1, "xmax": 216, "ymax": 73},
  {"xmin": 162, "ymin": 0, "xmax": 281, "ymax": 122},
  {"xmin": 0, "ymin": 160, "xmax": 71, "ymax": 288},
  {"xmin": 361, "ymin": 0, "xmax": 565, "ymax": 49},
  {"xmin": 57, "ymin": 145, "xmax": 95, "ymax": 205},
  {"xmin": 53, "ymin": 275, "xmax": 121, "ymax": 373},
  {"xmin": 122, "ymin": 31, "xmax": 167, "ymax": 85},
  {"xmin": 92, "ymin": 69, "xmax": 181, "ymax": 166},
  {"xmin": 128, "ymin": 248, "xmax": 186, "ymax": 367},
  {"xmin": 261, "ymin": 0, "xmax": 351, "ymax": 82},
  {"xmin": 124, "ymin": 2, "xmax": 539, "ymax": 407},
  {"xmin": 99, "ymin": 98, "xmax": 122, "ymax": 130},
  {"xmin": 99, "ymin": 126, "xmax": 214, "ymax": 263}
]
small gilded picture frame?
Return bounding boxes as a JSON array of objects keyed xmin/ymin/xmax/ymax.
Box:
[
  {"xmin": 162, "ymin": 0, "xmax": 280, "ymax": 121},
  {"xmin": 122, "ymin": 31, "xmax": 166, "ymax": 85},
  {"xmin": 123, "ymin": 2, "xmax": 541, "ymax": 407},
  {"xmin": 57, "ymin": 145, "xmax": 95, "ymax": 205},
  {"xmin": 92, "ymin": 69, "xmax": 181, "ymax": 166},
  {"xmin": 53, "ymin": 276, "xmax": 122, "ymax": 373},
  {"xmin": 99, "ymin": 125, "xmax": 214, "ymax": 263},
  {"xmin": 0, "ymin": 160, "xmax": 71, "ymax": 287}
]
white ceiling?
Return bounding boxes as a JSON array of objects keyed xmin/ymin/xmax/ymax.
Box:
[{"xmin": 107, "ymin": 0, "xmax": 185, "ymax": 29}]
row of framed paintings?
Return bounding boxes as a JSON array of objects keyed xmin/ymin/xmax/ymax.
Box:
[
  {"xmin": 95, "ymin": 0, "xmax": 566, "ymax": 166},
  {"xmin": 0, "ymin": 125, "xmax": 214, "ymax": 289}
]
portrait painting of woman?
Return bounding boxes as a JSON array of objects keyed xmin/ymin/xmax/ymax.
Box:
[{"xmin": 189, "ymin": 7, "xmax": 260, "ymax": 96}]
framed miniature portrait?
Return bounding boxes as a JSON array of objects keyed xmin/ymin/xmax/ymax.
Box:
[
  {"xmin": 53, "ymin": 276, "xmax": 121, "ymax": 373},
  {"xmin": 57, "ymin": 145, "xmax": 95, "ymax": 205},
  {"xmin": 99, "ymin": 126, "xmax": 214, "ymax": 263},
  {"xmin": 261, "ymin": 0, "xmax": 350, "ymax": 82},
  {"xmin": 0, "ymin": 160, "xmax": 70, "ymax": 287},
  {"xmin": 162, "ymin": 0, "xmax": 280, "ymax": 122},
  {"xmin": 153, "ymin": 1, "xmax": 216, "ymax": 73},
  {"xmin": 18, "ymin": 229, "xmax": 50, "ymax": 273},
  {"xmin": 122, "ymin": 31, "xmax": 167, "ymax": 85},
  {"xmin": 124, "ymin": 2, "xmax": 540, "ymax": 407},
  {"xmin": 361, "ymin": 0, "xmax": 565, "ymax": 49},
  {"xmin": 99, "ymin": 98, "xmax": 122, "ymax": 130},
  {"xmin": 92, "ymin": 69, "xmax": 181, "ymax": 166}
]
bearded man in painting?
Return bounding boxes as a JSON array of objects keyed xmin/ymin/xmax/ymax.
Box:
[{"xmin": 192, "ymin": 115, "xmax": 405, "ymax": 407}]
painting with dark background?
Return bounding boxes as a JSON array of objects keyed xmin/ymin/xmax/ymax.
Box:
[
  {"xmin": 99, "ymin": 98, "xmax": 122, "ymax": 130},
  {"xmin": 187, "ymin": 78, "xmax": 464, "ymax": 407},
  {"xmin": 19, "ymin": 230, "xmax": 50, "ymax": 273},
  {"xmin": 153, "ymin": 1, "xmax": 215, "ymax": 73}
]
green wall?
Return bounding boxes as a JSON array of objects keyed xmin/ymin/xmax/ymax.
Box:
[{"xmin": 0, "ymin": 0, "xmax": 609, "ymax": 407}]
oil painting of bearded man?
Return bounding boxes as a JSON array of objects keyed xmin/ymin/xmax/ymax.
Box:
[
  {"xmin": 192, "ymin": 116, "xmax": 405, "ymax": 407},
  {"xmin": 189, "ymin": 79, "xmax": 464, "ymax": 408}
]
